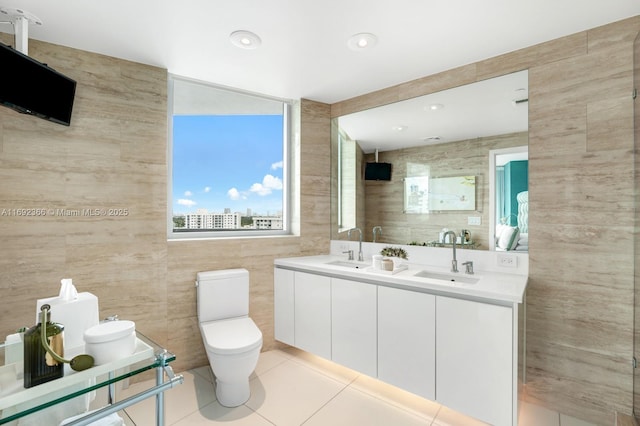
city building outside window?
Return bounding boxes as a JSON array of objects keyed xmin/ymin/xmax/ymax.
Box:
[{"xmin": 168, "ymin": 76, "xmax": 292, "ymax": 239}]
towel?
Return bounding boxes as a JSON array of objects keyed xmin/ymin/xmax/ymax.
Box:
[{"xmin": 59, "ymin": 409, "xmax": 124, "ymax": 426}]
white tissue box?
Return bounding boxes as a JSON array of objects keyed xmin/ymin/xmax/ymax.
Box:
[{"xmin": 36, "ymin": 292, "xmax": 99, "ymax": 351}]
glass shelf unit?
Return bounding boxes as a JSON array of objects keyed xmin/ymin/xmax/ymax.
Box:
[{"xmin": 0, "ymin": 331, "xmax": 183, "ymax": 426}]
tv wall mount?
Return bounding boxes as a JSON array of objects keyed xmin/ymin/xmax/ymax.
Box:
[{"xmin": 0, "ymin": 7, "xmax": 42, "ymax": 55}]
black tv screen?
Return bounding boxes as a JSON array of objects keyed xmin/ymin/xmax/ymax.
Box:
[
  {"xmin": 364, "ymin": 162, "xmax": 392, "ymax": 181},
  {"xmin": 0, "ymin": 42, "xmax": 76, "ymax": 126}
]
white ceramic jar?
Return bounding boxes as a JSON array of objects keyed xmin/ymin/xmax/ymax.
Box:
[{"xmin": 83, "ymin": 320, "xmax": 136, "ymax": 365}]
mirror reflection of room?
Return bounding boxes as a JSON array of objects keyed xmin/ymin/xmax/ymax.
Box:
[
  {"xmin": 493, "ymin": 149, "xmax": 528, "ymax": 252},
  {"xmin": 333, "ymin": 70, "xmax": 529, "ymax": 251}
]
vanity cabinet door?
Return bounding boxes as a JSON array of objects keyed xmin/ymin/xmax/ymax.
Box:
[
  {"xmin": 274, "ymin": 268, "xmax": 295, "ymax": 345},
  {"xmin": 294, "ymin": 271, "xmax": 331, "ymax": 359},
  {"xmin": 436, "ymin": 296, "xmax": 513, "ymax": 426},
  {"xmin": 378, "ymin": 286, "xmax": 435, "ymax": 400},
  {"xmin": 331, "ymin": 278, "xmax": 377, "ymax": 377}
]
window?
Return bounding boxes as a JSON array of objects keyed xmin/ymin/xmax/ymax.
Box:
[
  {"xmin": 337, "ymin": 130, "xmax": 356, "ymax": 232},
  {"xmin": 168, "ymin": 76, "xmax": 291, "ymax": 238}
]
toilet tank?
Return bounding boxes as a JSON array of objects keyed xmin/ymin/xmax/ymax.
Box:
[{"xmin": 196, "ymin": 268, "xmax": 250, "ymax": 323}]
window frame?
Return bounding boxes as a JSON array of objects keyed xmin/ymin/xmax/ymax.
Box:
[{"xmin": 167, "ymin": 74, "xmax": 292, "ymax": 240}]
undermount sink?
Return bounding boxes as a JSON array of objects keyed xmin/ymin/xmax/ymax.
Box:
[
  {"xmin": 414, "ymin": 270, "xmax": 479, "ymax": 284},
  {"xmin": 326, "ymin": 260, "xmax": 367, "ymax": 269}
]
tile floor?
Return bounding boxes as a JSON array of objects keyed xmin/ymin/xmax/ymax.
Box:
[{"xmin": 115, "ymin": 348, "xmax": 600, "ymax": 426}]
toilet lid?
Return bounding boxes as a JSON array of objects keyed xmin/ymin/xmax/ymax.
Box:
[{"xmin": 201, "ymin": 317, "xmax": 263, "ymax": 355}]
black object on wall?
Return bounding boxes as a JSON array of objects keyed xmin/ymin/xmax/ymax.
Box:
[
  {"xmin": 0, "ymin": 42, "xmax": 76, "ymax": 126},
  {"xmin": 364, "ymin": 162, "xmax": 392, "ymax": 181}
]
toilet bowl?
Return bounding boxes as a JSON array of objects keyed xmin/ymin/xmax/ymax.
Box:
[{"xmin": 196, "ymin": 269, "xmax": 263, "ymax": 407}]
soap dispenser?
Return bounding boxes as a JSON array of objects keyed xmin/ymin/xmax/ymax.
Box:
[{"xmin": 23, "ymin": 304, "xmax": 64, "ymax": 388}]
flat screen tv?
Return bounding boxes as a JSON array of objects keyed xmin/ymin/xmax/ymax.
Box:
[
  {"xmin": 364, "ymin": 162, "xmax": 392, "ymax": 181},
  {"xmin": 0, "ymin": 42, "xmax": 76, "ymax": 126}
]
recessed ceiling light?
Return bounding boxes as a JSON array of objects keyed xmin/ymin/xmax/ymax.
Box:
[
  {"xmin": 230, "ymin": 30, "xmax": 262, "ymax": 50},
  {"xmin": 422, "ymin": 136, "xmax": 442, "ymax": 142},
  {"xmin": 392, "ymin": 125, "xmax": 407, "ymax": 132},
  {"xmin": 347, "ymin": 33, "xmax": 378, "ymax": 51},
  {"xmin": 428, "ymin": 103, "xmax": 444, "ymax": 111}
]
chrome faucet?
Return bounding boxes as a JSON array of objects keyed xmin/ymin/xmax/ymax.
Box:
[
  {"xmin": 373, "ymin": 226, "xmax": 382, "ymax": 243},
  {"xmin": 348, "ymin": 227, "xmax": 364, "ymax": 261},
  {"xmin": 443, "ymin": 230, "xmax": 458, "ymax": 273}
]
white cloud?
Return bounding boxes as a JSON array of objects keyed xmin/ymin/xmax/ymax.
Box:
[
  {"xmin": 184, "ymin": 190, "xmax": 193, "ymax": 197},
  {"xmin": 228, "ymin": 187, "xmax": 246, "ymax": 200},
  {"xmin": 177, "ymin": 198, "xmax": 196, "ymax": 207},
  {"xmin": 271, "ymin": 161, "xmax": 283, "ymax": 170},
  {"xmin": 250, "ymin": 174, "xmax": 283, "ymax": 196},
  {"xmin": 203, "ymin": 186, "xmax": 211, "ymax": 193}
]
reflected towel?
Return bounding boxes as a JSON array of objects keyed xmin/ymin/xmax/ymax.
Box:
[{"xmin": 59, "ymin": 409, "xmax": 124, "ymax": 426}]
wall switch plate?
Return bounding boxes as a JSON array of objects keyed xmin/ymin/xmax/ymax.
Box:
[
  {"xmin": 468, "ymin": 216, "xmax": 481, "ymax": 225},
  {"xmin": 497, "ymin": 253, "xmax": 517, "ymax": 268}
]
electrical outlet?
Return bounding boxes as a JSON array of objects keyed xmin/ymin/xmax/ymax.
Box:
[
  {"xmin": 497, "ymin": 253, "xmax": 517, "ymax": 268},
  {"xmin": 468, "ymin": 216, "xmax": 481, "ymax": 225}
]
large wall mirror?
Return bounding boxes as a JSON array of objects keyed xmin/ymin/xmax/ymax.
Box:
[{"xmin": 331, "ymin": 70, "xmax": 529, "ymax": 251}]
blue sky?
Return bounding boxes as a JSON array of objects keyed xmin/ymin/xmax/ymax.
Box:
[{"xmin": 172, "ymin": 115, "xmax": 284, "ymax": 216}]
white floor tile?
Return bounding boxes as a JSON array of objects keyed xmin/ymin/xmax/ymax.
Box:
[
  {"xmin": 252, "ymin": 349, "xmax": 290, "ymax": 378},
  {"xmin": 518, "ymin": 401, "xmax": 560, "ymax": 426},
  {"xmin": 302, "ymin": 386, "xmax": 431, "ymax": 426},
  {"xmin": 246, "ymin": 359, "xmax": 346, "ymax": 426},
  {"xmin": 191, "ymin": 365, "xmax": 214, "ymax": 383},
  {"xmin": 172, "ymin": 401, "xmax": 274, "ymax": 426},
  {"xmin": 350, "ymin": 373, "xmax": 441, "ymax": 421},
  {"xmin": 281, "ymin": 347, "xmax": 359, "ymax": 385},
  {"xmin": 560, "ymin": 413, "xmax": 599, "ymax": 426},
  {"xmin": 432, "ymin": 405, "xmax": 491, "ymax": 426},
  {"xmin": 100, "ymin": 349, "xmax": 581, "ymax": 426},
  {"xmin": 122, "ymin": 370, "xmax": 215, "ymax": 426}
]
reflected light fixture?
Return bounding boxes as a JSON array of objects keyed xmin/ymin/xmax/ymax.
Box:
[
  {"xmin": 512, "ymin": 88, "xmax": 528, "ymax": 106},
  {"xmin": 428, "ymin": 103, "xmax": 444, "ymax": 111},
  {"xmin": 392, "ymin": 125, "xmax": 408, "ymax": 132},
  {"xmin": 347, "ymin": 33, "xmax": 378, "ymax": 51},
  {"xmin": 230, "ymin": 30, "xmax": 262, "ymax": 49}
]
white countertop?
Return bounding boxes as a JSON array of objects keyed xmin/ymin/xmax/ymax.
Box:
[{"xmin": 275, "ymin": 255, "xmax": 527, "ymax": 304}]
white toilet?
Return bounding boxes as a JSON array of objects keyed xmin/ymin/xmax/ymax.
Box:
[{"xmin": 196, "ymin": 268, "xmax": 263, "ymax": 407}]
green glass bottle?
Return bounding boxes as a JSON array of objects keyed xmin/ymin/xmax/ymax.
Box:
[{"xmin": 23, "ymin": 304, "xmax": 64, "ymax": 388}]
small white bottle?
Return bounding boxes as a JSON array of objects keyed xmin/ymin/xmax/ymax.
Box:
[{"xmin": 372, "ymin": 255, "xmax": 383, "ymax": 270}]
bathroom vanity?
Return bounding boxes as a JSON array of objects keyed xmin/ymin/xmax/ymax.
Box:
[{"xmin": 274, "ymin": 252, "xmax": 527, "ymax": 426}]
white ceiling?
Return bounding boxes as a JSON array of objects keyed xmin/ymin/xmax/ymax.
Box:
[
  {"xmin": 338, "ymin": 70, "xmax": 528, "ymax": 153},
  {"xmin": 0, "ymin": 1, "xmax": 638, "ymax": 104}
]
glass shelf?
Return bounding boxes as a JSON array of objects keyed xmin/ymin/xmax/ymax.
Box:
[{"xmin": 0, "ymin": 330, "xmax": 180, "ymax": 425}]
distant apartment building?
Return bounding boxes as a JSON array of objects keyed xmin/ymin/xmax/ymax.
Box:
[
  {"xmin": 253, "ymin": 216, "xmax": 283, "ymax": 229},
  {"xmin": 184, "ymin": 210, "xmax": 242, "ymax": 229}
]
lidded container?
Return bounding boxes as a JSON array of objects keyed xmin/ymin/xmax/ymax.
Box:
[{"xmin": 83, "ymin": 320, "xmax": 136, "ymax": 365}]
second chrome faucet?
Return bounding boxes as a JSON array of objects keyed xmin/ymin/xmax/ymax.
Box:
[
  {"xmin": 372, "ymin": 226, "xmax": 382, "ymax": 243},
  {"xmin": 442, "ymin": 230, "xmax": 458, "ymax": 273},
  {"xmin": 348, "ymin": 227, "xmax": 364, "ymax": 261}
]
